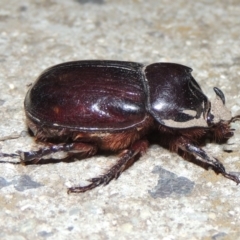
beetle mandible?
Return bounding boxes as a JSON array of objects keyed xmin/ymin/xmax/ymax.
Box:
[{"xmin": 2, "ymin": 60, "xmax": 240, "ymax": 193}]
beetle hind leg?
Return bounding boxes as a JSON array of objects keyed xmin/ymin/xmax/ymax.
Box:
[
  {"xmin": 19, "ymin": 142, "xmax": 97, "ymax": 164},
  {"xmin": 68, "ymin": 139, "xmax": 148, "ymax": 193},
  {"xmin": 178, "ymin": 140, "xmax": 240, "ymax": 184}
]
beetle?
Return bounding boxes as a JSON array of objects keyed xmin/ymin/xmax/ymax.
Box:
[{"xmin": 2, "ymin": 60, "xmax": 240, "ymax": 193}]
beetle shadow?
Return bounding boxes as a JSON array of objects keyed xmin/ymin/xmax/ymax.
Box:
[{"xmin": 0, "ymin": 160, "xmax": 21, "ymax": 165}]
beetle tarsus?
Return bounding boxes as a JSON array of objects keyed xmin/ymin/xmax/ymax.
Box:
[
  {"xmin": 178, "ymin": 139, "xmax": 240, "ymax": 184},
  {"xmin": 221, "ymin": 172, "xmax": 240, "ymax": 185}
]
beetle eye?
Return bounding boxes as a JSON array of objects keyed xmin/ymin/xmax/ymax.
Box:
[
  {"xmin": 204, "ymin": 101, "xmax": 214, "ymax": 126},
  {"xmin": 207, "ymin": 112, "xmax": 214, "ymax": 126}
]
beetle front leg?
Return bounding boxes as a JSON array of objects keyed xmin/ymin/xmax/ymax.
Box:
[
  {"xmin": 19, "ymin": 142, "xmax": 97, "ymax": 164},
  {"xmin": 68, "ymin": 139, "xmax": 149, "ymax": 193},
  {"xmin": 178, "ymin": 140, "xmax": 240, "ymax": 184}
]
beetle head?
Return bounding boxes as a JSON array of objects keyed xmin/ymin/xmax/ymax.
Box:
[
  {"xmin": 206, "ymin": 87, "xmax": 232, "ymax": 126},
  {"xmin": 145, "ymin": 63, "xmax": 236, "ymax": 129}
]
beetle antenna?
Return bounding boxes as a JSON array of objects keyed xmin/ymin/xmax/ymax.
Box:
[
  {"xmin": 213, "ymin": 87, "xmax": 225, "ymax": 104},
  {"xmin": 230, "ymin": 115, "xmax": 240, "ymax": 123}
]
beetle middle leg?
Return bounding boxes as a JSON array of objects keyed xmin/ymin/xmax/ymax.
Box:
[
  {"xmin": 176, "ymin": 138, "xmax": 240, "ymax": 184},
  {"xmin": 68, "ymin": 139, "xmax": 149, "ymax": 193},
  {"xmin": 19, "ymin": 142, "xmax": 97, "ymax": 164}
]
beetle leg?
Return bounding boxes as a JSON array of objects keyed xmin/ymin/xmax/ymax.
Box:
[
  {"xmin": 68, "ymin": 139, "xmax": 148, "ymax": 193},
  {"xmin": 19, "ymin": 142, "xmax": 97, "ymax": 164},
  {"xmin": 178, "ymin": 141, "xmax": 240, "ymax": 184}
]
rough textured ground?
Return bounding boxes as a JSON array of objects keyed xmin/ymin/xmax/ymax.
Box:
[{"xmin": 1, "ymin": 0, "xmax": 240, "ymax": 239}]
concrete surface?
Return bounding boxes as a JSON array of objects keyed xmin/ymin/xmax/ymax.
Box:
[{"xmin": 1, "ymin": 0, "xmax": 240, "ymax": 239}]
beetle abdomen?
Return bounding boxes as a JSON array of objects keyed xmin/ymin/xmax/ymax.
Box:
[{"xmin": 25, "ymin": 61, "xmax": 148, "ymax": 131}]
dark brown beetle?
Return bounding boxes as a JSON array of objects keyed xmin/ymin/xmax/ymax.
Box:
[{"xmin": 3, "ymin": 60, "xmax": 240, "ymax": 193}]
